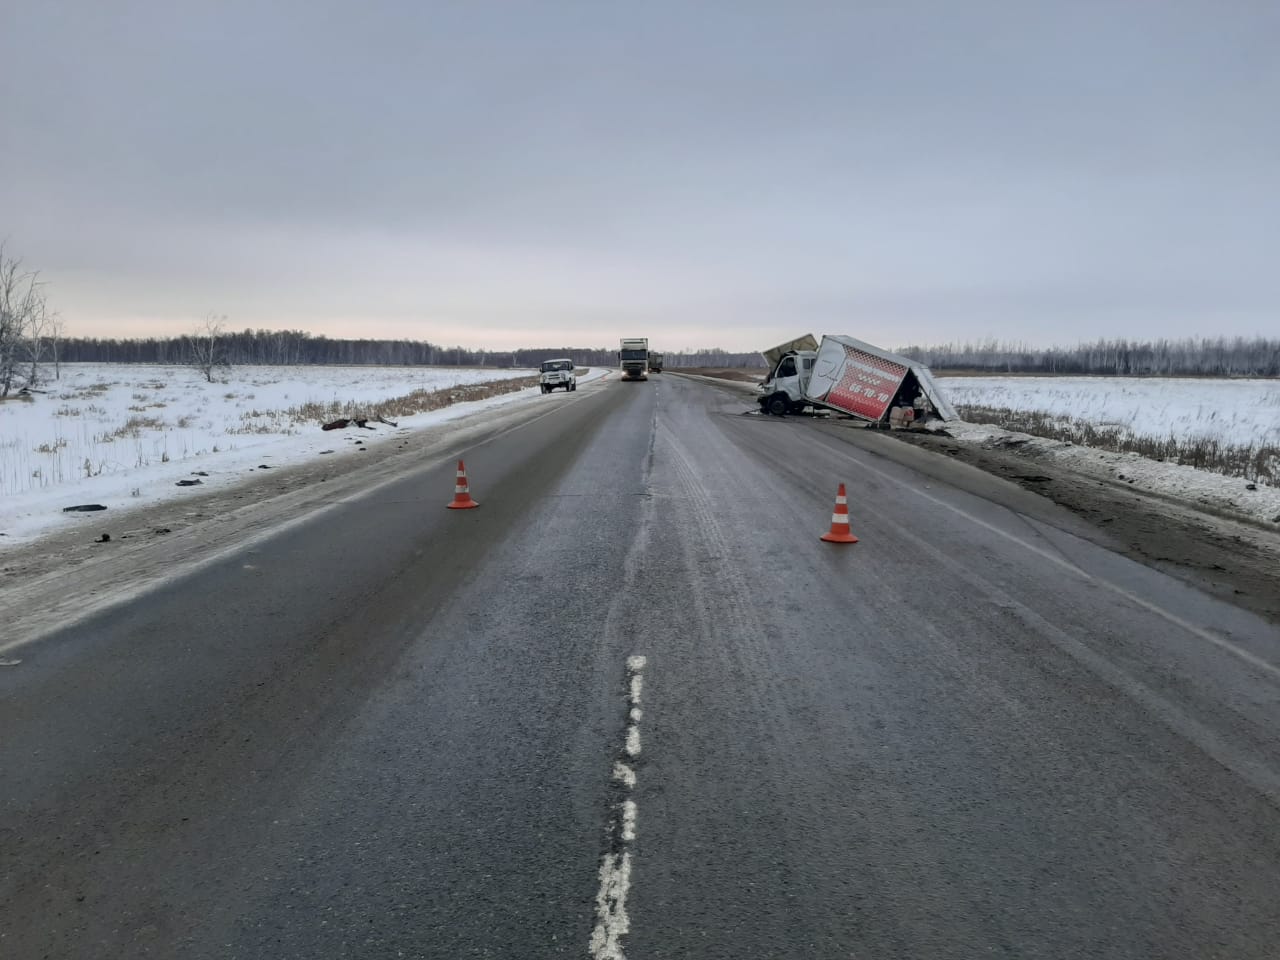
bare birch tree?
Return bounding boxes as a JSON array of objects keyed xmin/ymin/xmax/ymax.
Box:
[
  {"xmin": 0, "ymin": 246, "xmax": 48, "ymax": 398},
  {"xmin": 189, "ymin": 313, "xmax": 230, "ymax": 382},
  {"xmin": 24, "ymin": 293, "xmax": 50, "ymax": 388},
  {"xmin": 47, "ymin": 312, "xmax": 65, "ymax": 380}
]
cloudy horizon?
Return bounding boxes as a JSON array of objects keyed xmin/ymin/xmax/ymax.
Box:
[{"xmin": 3, "ymin": 1, "xmax": 1277, "ymax": 352}]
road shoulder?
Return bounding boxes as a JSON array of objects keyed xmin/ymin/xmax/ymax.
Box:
[
  {"xmin": 0, "ymin": 385, "xmax": 609, "ymax": 651},
  {"xmin": 852, "ymin": 423, "xmax": 1280, "ymax": 625},
  {"xmin": 673, "ymin": 372, "xmax": 1280, "ymax": 624}
]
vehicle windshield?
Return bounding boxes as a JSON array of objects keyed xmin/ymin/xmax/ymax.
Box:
[
  {"xmin": 541, "ymin": 360, "xmax": 573, "ymax": 372},
  {"xmin": 620, "ymin": 350, "xmax": 647, "ymax": 361}
]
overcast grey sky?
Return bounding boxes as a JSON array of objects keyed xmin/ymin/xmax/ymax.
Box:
[{"xmin": 2, "ymin": 1, "xmax": 1277, "ymax": 351}]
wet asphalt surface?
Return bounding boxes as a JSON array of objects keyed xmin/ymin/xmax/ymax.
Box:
[{"xmin": 3, "ymin": 374, "xmax": 1280, "ymax": 958}]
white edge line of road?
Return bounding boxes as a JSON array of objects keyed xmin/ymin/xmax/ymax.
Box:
[
  {"xmin": 847, "ymin": 452, "xmax": 1280, "ymax": 682},
  {"xmin": 0, "ymin": 383, "xmax": 610, "ymax": 657}
]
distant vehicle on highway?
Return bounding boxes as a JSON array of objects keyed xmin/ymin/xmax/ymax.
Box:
[
  {"xmin": 619, "ymin": 338, "xmax": 649, "ymax": 381},
  {"xmin": 648, "ymin": 351, "xmax": 664, "ymax": 373},
  {"xmin": 539, "ymin": 358, "xmax": 578, "ymax": 393},
  {"xmin": 758, "ymin": 333, "xmax": 955, "ymax": 423}
]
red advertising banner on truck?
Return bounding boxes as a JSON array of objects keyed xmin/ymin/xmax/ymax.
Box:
[{"xmin": 813, "ymin": 341, "xmax": 909, "ymax": 421}]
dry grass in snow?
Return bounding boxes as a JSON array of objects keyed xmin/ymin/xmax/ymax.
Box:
[{"xmin": 941, "ymin": 376, "xmax": 1280, "ymax": 487}]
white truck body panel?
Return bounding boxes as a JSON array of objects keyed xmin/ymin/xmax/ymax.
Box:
[{"xmin": 762, "ymin": 333, "xmax": 819, "ymax": 370}]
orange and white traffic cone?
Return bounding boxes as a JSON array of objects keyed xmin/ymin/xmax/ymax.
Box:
[
  {"xmin": 447, "ymin": 459, "xmax": 479, "ymax": 509},
  {"xmin": 820, "ymin": 483, "xmax": 858, "ymax": 543}
]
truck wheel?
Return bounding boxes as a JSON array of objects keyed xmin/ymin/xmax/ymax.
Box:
[{"xmin": 767, "ymin": 395, "xmax": 789, "ymax": 416}]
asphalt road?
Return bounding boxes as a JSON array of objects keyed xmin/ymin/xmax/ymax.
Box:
[{"xmin": 3, "ymin": 373, "xmax": 1280, "ymax": 958}]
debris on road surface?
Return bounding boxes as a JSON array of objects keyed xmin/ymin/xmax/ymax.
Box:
[
  {"xmin": 322, "ymin": 415, "xmax": 399, "ymax": 431},
  {"xmin": 62, "ymin": 504, "xmax": 108, "ymax": 512}
]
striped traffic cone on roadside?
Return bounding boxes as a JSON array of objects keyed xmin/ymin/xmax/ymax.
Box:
[
  {"xmin": 820, "ymin": 483, "xmax": 858, "ymax": 543},
  {"xmin": 447, "ymin": 459, "xmax": 479, "ymax": 509}
]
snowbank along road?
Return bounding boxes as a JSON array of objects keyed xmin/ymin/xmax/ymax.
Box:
[{"xmin": 3, "ymin": 372, "xmax": 1280, "ymax": 958}]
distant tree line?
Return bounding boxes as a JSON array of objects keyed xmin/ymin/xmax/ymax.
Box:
[
  {"xmin": 897, "ymin": 336, "xmax": 1280, "ymax": 377},
  {"xmin": 58, "ymin": 330, "xmax": 496, "ymax": 366},
  {"xmin": 661, "ymin": 348, "xmax": 766, "ymax": 369},
  {"xmin": 42, "ymin": 328, "xmax": 1280, "ymax": 377},
  {"xmin": 54, "ymin": 330, "xmax": 768, "ymax": 369}
]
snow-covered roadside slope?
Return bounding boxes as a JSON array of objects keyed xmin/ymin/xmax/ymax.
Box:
[{"xmin": 942, "ymin": 420, "xmax": 1280, "ymax": 528}]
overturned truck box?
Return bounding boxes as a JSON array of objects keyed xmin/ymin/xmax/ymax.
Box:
[{"xmin": 758, "ymin": 334, "xmax": 956, "ymax": 424}]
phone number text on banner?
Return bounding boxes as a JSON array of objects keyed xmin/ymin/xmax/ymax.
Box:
[{"xmin": 824, "ymin": 347, "xmax": 907, "ymax": 420}]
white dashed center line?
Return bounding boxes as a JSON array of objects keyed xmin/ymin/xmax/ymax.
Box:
[
  {"xmin": 621, "ymin": 800, "xmax": 638, "ymax": 842},
  {"xmin": 590, "ymin": 852, "xmax": 632, "ymax": 960},
  {"xmin": 589, "ymin": 655, "xmax": 648, "ymax": 960}
]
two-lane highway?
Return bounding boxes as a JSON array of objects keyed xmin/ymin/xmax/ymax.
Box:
[{"xmin": 3, "ymin": 373, "xmax": 1280, "ymax": 958}]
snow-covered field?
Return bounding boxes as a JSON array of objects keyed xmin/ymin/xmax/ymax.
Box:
[
  {"xmin": 938, "ymin": 376, "xmax": 1280, "ymax": 448},
  {"xmin": 1, "ymin": 363, "xmax": 602, "ymax": 544},
  {"xmin": 934, "ymin": 375, "xmax": 1280, "ymax": 523}
]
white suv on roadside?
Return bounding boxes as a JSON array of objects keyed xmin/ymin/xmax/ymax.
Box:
[{"xmin": 539, "ymin": 359, "xmax": 578, "ymax": 394}]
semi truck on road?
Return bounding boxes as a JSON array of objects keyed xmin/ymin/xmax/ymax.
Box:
[
  {"xmin": 648, "ymin": 352, "xmax": 664, "ymax": 373},
  {"xmin": 758, "ymin": 334, "xmax": 955, "ymax": 423},
  {"xmin": 619, "ymin": 338, "xmax": 649, "ymax": 381}
]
